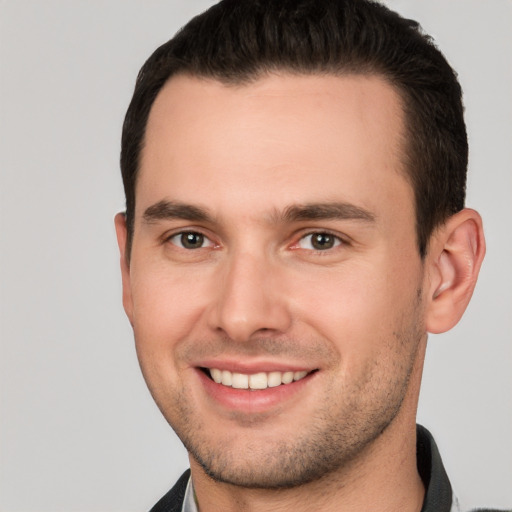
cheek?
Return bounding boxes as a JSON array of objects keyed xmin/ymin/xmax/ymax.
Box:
[
  {"xmin": 129, "ymin": 262, "xmax": 212, "ymax": 356},
  {"xmin": 291, "ymin": 257, "xmax": 422, "ymax": 359}
]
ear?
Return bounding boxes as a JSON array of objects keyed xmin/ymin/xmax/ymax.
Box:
[
  {"xmin": 425, "ymin": 209, "xmax": 485, "ymax": 334},
  {"xmin": 114, "ymin": 212, "xmax": 134, "ymax": 325}
]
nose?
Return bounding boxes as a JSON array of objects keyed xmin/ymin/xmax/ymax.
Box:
[{"xmin": 206, "ymin": 251, "xmax": 292, "ymax": 342}]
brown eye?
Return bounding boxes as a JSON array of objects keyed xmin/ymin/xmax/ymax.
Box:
[
  {"xmin": 312, "ymin": 233, "xmax": 335, "ymax": 250},
  {"xmin": 181, "ymin": 232, "xmax": 204, "ymax": 249},
  {"xmin": 298, "ymin": 232, "xmax": 341, "ymax": 251},
  {"xmin": 169, "ymin": 232, "xmax": 213, "ymax": 249}
]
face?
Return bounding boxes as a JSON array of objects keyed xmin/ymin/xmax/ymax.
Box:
[{"xmin": 117, "ymin": 73, "xmax": 429, "ymax": 488}]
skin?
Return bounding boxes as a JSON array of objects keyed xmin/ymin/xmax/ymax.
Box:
[{"xmin": 115, "ymin": 73, "xmax": 485, "ymax": 511}]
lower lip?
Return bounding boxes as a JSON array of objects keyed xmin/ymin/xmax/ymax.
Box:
[{"xmin": 196, "ymin": 369, "xmax": 315, "ymax": 413}]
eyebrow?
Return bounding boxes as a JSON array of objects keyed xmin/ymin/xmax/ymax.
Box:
[
  {"xmin": 143, "ymin": 200, "xmax": 214, "ymax": 223},
  {"xmin": 142, "ymin": 200, "xmax": 376, "ymax": 225},
  {"xmin": 280, "ymin": 202, "xmax": 376, "ymax": 223}
]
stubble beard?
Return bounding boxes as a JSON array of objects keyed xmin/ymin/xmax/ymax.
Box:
[{"xmin": 151, "ymin": 296, "xmax": 425, "ymax": 490}]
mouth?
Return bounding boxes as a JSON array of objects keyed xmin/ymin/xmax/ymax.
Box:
[
  {"xmin": 201, "ymin": 367, "xmax": 315, "ymax": 390},
  {"xmin": 196, "ymin": 364, "xmax": 319, "ymax": 413}
]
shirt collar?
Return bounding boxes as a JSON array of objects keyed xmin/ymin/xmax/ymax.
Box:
[{"xmin": 417, "ymin": 424, "xmax": 455, "ymax": 512}]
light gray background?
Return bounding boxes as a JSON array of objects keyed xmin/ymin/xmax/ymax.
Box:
[{"xmin": 0, "ymin": 1, "xmax": 510, "ymax": 511}]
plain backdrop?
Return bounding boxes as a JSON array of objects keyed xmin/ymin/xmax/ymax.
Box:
[{"xmin": 0, "ymin": 1, "xmax": 511, "ymax": 511}]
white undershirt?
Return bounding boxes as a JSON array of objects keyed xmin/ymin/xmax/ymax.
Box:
[{"xmin": 182, "ymin": 477, "xmax": 198, "ymax": 512}]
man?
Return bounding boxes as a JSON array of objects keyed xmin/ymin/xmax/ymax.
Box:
[{"xmin": 114, "ymin": 1, "xmax": 504, "ymax": 511}]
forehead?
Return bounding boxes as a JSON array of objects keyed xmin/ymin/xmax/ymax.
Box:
[{"xmin": 138, "ymin": 72, "xmax": 411, "ymax": 221}]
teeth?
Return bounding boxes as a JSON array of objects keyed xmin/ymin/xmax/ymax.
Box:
[
  {"xmin": 267, "ymin": 371, "xmax": 282, "ymax": 388},
  {"xmin": 211, "ymin": 368, "xmax": 222, "ymax": 383},
  {"xmin": 281, "ymin": 371, "xmax": 294, "ymax": 384},
  {"xmin": 249, "ymin": 372, "xmax": 268, "ymax": 390},
  {"xmin": 208, "ymin": 368, "xmax": 310, "ymax": 390},
  {"xmin": 221, "ymin": 370, "xmax": 232, "ymax": 386},
  {"xmin": 232, "ymin": 373, "xmax": 249, "ymax": 389}
]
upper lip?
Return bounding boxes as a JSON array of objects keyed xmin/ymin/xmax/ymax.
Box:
[{"xmin": 194, "ymin": 359, "xmax": 316, "ymax": 374}]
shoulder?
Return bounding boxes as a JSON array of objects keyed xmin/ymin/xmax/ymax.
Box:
[{"xmin": 149, "ymin": 469, "xmax": 191, "ymax": 512}]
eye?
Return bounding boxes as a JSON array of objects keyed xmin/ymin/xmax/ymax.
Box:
[
  {"xmin": 297, "ymin": 232, "xmax": 342, "ymax": 251},
  {"xmin": 168, "ymin": 231, "xmax": 215, "ymax": 250}
]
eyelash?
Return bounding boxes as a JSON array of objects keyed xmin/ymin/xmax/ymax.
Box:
[
  {"xmin": 164, "ymin": 229, "xmax": 347, "ymax": 253},
  {"xmin": 292, "ymin": 231, "xmax": 347, "ymax": 252},
  {"xmin": 165, "ymin": 231, "xmax": 216, "ymax": 250}
]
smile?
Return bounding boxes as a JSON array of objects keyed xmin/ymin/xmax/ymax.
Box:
[{"xmin": 206, "ymin": 368, "xmax": 311, "ymax": 390}]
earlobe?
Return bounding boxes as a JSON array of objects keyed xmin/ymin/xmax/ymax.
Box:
[
  {"xmin": 114, "ymin": 212, "xmax": 134, "ymax": 324},
  {"xmin": 425, "ymin": 209, "xmax": 486, "ymax": 334}
]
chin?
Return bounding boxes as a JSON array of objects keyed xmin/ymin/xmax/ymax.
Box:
[{"xmin": 177, "ymin": 401, "xmax": 402, "ymax": 490}]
